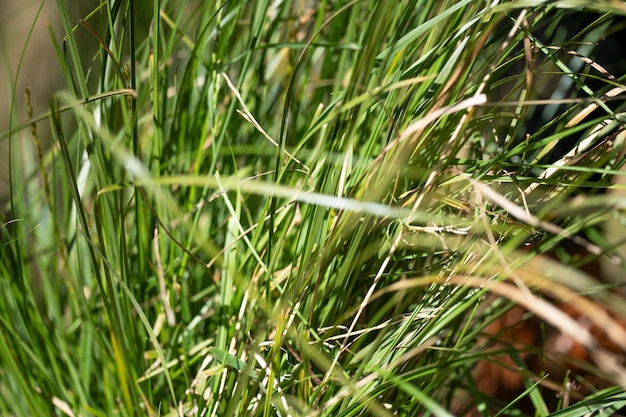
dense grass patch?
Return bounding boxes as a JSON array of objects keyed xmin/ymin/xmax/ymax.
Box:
[{"xmin": 1, "ymin": 1, "xmax": 626, "ymax": 416}]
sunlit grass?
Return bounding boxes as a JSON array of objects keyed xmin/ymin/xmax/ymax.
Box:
[{"xmin": 1, "ymin": 1, "xmax": 626, "ymax": 416}]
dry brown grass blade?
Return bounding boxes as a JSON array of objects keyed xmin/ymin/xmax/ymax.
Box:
[
  {"xmin": 566, "ymin": 86, "xmax": 626, "ymax": 129},
  {"xmin": 375, "ymin": 273, "xmax": 626, "ymax": 387}
]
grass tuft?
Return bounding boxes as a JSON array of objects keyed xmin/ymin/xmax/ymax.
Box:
[{"xmin": 1, "ymin": 1, "xmax": 626, "ymax": 416}]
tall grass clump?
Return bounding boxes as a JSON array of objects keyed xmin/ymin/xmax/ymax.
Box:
[{"xmin": 2, "ymin": 1, "xmax": 626, "ymax": 416}]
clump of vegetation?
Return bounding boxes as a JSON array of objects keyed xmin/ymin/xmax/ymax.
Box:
[{"xmin": 1, "ymin": 1, "xmax": 626, "ymax": 416}]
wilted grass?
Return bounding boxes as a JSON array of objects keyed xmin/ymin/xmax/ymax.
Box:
[{"xmin": 1, "ymin": 1, "xmax": 626, "ymax": 416}]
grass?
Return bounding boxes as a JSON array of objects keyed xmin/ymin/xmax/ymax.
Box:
[{"xmin": 1, "ymin": 1, "xmax": 626, "ymax": 416}]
